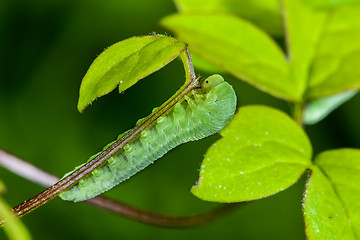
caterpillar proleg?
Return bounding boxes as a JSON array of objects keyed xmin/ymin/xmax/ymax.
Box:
[{"xmin": 59, "ymin": 74, "xmax": 237, "ymax": 202}]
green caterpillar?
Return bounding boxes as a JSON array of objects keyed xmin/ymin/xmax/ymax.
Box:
[{"xmin": 59, "ymin": 74, "xmax": 237, "ymax": 202}]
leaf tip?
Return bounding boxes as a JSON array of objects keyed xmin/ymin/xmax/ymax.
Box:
[
  {"xmin": 77, "ymin": 104, "xmax": 85, "ymax": 113},
  {"xmin": 77, "ymin": 98, "xmax": 90, "ymax": 113}
]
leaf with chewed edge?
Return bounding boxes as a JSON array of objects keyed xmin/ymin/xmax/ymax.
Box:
[
  {"xmin": 77, "ymin": 35, "xmax": 187, "ymax": 112},
  {"xmin": 192, "ymin": 105, "xmax": 312, "ymax": 202}
]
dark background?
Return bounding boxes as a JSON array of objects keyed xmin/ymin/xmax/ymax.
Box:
[{"xmin": 0, "ymin": 0, "xmax": 359, "ymax": 239}]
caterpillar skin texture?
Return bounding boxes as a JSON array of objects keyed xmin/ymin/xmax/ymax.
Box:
[{"xmin": 59, "ymin": 74, "xmax": 237, "ymax": 202}]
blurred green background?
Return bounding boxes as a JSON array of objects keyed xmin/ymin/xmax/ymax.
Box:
[{"xmin": 0, "ymin": 0, "xmax": 359, "ymax": 239}]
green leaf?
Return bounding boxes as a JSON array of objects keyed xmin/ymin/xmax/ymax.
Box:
[
  {"xmin": 303, "ymin": 166, "xmax": 354, "ymax": 239},
  {"xmin": 304, "ymin": 149, "xmax": 360, "ymax": 239},
  {"xmin": 77, "ymin": 35, "xmax": 187, "ymax": 112},
  {"xmin": 302, "ymin": 0, "xmax": 360, "ymax": 9},
  {"xmin": 191, "ymin": 105, "xmax": 312, "ymax": 202},
  {"xmin": 306, "ymin": 4, "xmax": 360, "ymax": 99},
  {"xmin": 174, "ymin": 0, "xmax": 283, "ymax": 37},
  {"xmin": 161, "ymin": 14, "xmax": 300, "ymax": 101},
  {"xmin": 174, "ymin": 0, "xmax": 223, "ymax": 12},
  {"xmin": 315, "ymin": 149, "xmax": 360, "ymax": 238},
  {"xmin": 304, "ymin": 90, "xmax": 357, "ymax": 125},
  {"xmin": 282, "ymin": 0, "xmax": 327, "ymax": 98}
]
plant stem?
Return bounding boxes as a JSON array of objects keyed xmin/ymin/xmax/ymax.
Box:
[
  {"xmin": 293, "ymin": 102, "xmax": 305, "ymax": 126},
  {"xmin": 0, "ymin": 149, "xmax": 58, "ymax": 187},
  {"xmin": 88, "ymin": 197, "xmax": 240, "ymax": 228},
  {"xmin": 0, "ymin": 48, "xmax": 225, "ymax": 227},
  {"xmin": 0, "ymin": 75, "xmax": 202, "ymax": 222},
  {"xmin": 0, "ymin": 149, "xmax": 239, "ymax": 228},
  {"xmin": 180, "ymin": 48, "xmax": 195, "ymax": 82}
]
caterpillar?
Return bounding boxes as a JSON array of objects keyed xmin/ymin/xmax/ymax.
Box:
[{"xmin": 59, "ymin": 74, "xmax": 237, "ymax": 202}]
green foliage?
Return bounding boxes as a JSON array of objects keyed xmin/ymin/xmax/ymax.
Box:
[
  {"xmin": 0, "ymin": 182, "xmax": 32, "ymax": 240},
  {"xmin": 173, "ymin": 0, "xmax": 283, "ymax": 73},
  {"xmin": 174, "ymin": 0, "xmax": 360, "ymax": 33},
  {"xmin": 174, "ymin": 0, "xmax": 283, "ymax": 37},
  {"xmin": 77, "ymin": 35, "xmax": 187, "ymax": 112},
  {"xmin": 304, "ymin": 149, "xmax": 360, "ymax": 240},
  {"xmin": 161, "ymin": 14, "xmax": 295, "ymax": 101},
  {"xmin": 1, "ymin": 0, "xmax": 360, "ymax": 239},
  {"xmin": 162, "ymin": 0, "xmax": 360, "ymax": 117},
  {"xmin": 305, "ymin": 3, "xmax": 360, "ymax": 99},
  {"xmin": 282, "ymin": 0, "xmax": 327, "ymax": 97},
  {"xmin": 310, "ymin": 149, "xmax": 360, "ymax": 238},
  {"xmin": 192, "ymin": 105, "xmax": 311, "ymax": 202},
  {"xmin": 302, "ymin": 0, "xmax": 360, "ymax": 9},
  {"xmin": 160, "ymin": 0, "xmax": 360, "ymax": 239},
  {"xmin": 303, "ymin": 166, "xmax": 354, "ymax": 239}
]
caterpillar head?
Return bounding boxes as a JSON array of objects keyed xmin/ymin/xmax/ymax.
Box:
[{"xmin": 201, "ymin": 74, "xmax": 225, "ymax": 90}]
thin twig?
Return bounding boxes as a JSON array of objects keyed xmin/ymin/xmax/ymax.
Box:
[
  {"xmin": 0, "ymin": 149, "xmax": 239, "ymax": 228},
  {"xmin": 180, "ymin": 48, "xmax": 196, "ymax": 82},
  {"xmin": 2, "ymin": 76, "xmax": 203, "ymax": 221},
  {"xmin": 0, "ymin": 149, "xmax": 58, "ymax": 187},
  {"xmin": 87, "ymin": 197, "xmax": 239, "ymax": 228}
]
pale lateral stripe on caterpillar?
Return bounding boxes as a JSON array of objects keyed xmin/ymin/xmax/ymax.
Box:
[{"xmin": 59, "ymin": 74, "xmax": 237, "ymax": 202}]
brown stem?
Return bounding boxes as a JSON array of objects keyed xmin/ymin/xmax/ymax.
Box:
[
  {"xmin": 180, "ymin": 48, "xmax": 196, "ymax": 82},
  {"xmin": 0, "ymin": 149, "xmax": 58, "ymax": 187},
  {"xmin": 0, "ymin": 110, "xmax": 240, "ymax": 227},
  {"xmin": 87, "ymin": 197, "xmax": 240, "ymax": 228},
  {"xmin": 1, "ymin": 75, "xmax": 201, "ymax": 223},
  {"xmin": 0, "ymin": 46, "xmax": 239, "ymax": 227}
]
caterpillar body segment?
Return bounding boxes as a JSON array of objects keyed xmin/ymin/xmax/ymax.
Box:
[{"xmin": 59, "ymin": 74, "xmax": 237, "ymax": 202}]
